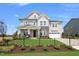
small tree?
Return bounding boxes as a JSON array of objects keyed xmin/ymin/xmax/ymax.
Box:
[
  {"xmin": 20, "ymin": 32, "xmax": 27, "ymax": 48},
  {"xmin": 0, "ymin": 21, "xmax": 7, "ymax": 46},
  {"xmin": 13, "ymin": 31, "xmax": 18, "ymax": 40}
]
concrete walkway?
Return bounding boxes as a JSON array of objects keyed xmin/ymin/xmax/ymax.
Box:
[{"xmin": 55, "ymin": 38, "xmax": 79, "ymax": 50}]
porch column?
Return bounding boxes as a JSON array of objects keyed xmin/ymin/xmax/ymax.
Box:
[
  {"xmin": 17, "ymin": 29, "xmax": 21, "ymax": 38},
  {"xmin": 38, "ymin": 29, "xmax": 40, "ymax": 38}
]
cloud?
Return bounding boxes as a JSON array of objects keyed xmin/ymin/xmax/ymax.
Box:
[
  {"xmin": 14, "ymin": 14, "xmax": 19, "ymax": 17},
  {"xmin": 17, "ymin": 3, "xmax": 30, "ymax": 6}
]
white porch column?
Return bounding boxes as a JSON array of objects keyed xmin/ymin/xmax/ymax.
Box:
[
  {"xmin": 17, "ymin": 29, "xmax": 21, "ymax": 38},
  {"xmin": 38, "ymin": 29, "xmax": 40, "ymax": 38},
  {"xmin": 17, "ymin": 30, "xmax": 21, "ymax": 35}
]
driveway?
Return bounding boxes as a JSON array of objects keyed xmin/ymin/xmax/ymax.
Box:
[{"xmin": 56, "ymin": 38, "xmax": 79, "ymax": 50}]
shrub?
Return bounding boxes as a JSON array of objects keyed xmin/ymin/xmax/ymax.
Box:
[
  {"xmin": 43, "ymin": 47, "xmax": 48, "ymax": 51},
  {"xmin": 63, "ymin": 45, "xmax": 73, "ymax": 49},
  {"xmin": 0, "ymin": 45, "xmax": 15, "ymax": 52},
  {"xmin": 30, "ymin": 47, "xmax": 35, "ymax": 51},
  {"xmin": 3, "ymin": 39, "xmax": 12, "ymax": 46},
  {"xmin": 20, "ymin": 47, "xmax": 26, "ymax": 50}
]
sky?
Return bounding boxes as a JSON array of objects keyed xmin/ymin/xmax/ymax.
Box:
[{"xmin": 0, "ymin": 3, "xmax": 79, "ymax": 35}]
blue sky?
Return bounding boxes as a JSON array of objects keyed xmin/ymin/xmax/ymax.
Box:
[{"xmin": 0, "ymin": 3, "xmax": 79, "ymax": 35}]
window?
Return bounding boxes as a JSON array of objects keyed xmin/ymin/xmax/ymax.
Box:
[
  {"xmin": 34, "ymin": 22, "xmax": 35, "ymax": 25},
  {"xmin": 52, "ymin": 24, "xmax": 54, "ymax": 27},
  {"xmin": 52, "ymin": 24, "xmax": 57, "ymax": 27},
  {"xmin": 40, "ymin": 21, "xmax": 43, "ymax": 25},
  {"xmin": 55, "ymin": 24, "xmax": 57, "ymax": 27},
  {"xmin": 44, "ymin": 21, "xmax": 46, "ymax": 25}
]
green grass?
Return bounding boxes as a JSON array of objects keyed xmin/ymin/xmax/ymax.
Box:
[
  {"xmin": 0, "ymin": 51, "xmax": 79, "ymax": 56},
  {"xmin": 0, "ymin": 38, "xmax": 77, "ymax": 56},
  {"xmin": 9, "ymin": 38, "xmax": 63, "ymax": 47}
]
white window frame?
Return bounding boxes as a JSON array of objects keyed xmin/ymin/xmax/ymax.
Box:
[
  {"xmin": 44, "ymin": 21, "xmax": 46, "ymax": 25},
  {"xmin": 40, "ymin": 21, "xmax": 43, "ymax": 25}
]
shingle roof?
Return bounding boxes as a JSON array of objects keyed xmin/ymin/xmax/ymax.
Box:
[
  {"xmin": 49, "ymin": 20, "xmax": 62, "ymax": 22},
  {"xmin": 64, "ymin": 18, "xmax": 79, "ymax": 29}
]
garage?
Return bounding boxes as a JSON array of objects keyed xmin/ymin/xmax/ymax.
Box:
[{"xmin": 49, "ymin": 34, "xmax": 61, "ymax": 38}]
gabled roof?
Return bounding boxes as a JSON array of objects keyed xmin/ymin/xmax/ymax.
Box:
[
  {"xmin": 19, "ymin": 11, "xmax": 41, "ymax": 21},
  {"xmin": 27, "ymin": 10, "xmax": 41, "ymax": 18},
  {"xmin": 19, "ymin": 10, "xmax": 62, "ymax": 23},
  {"xmin": 38, "ymin": 14, "xmax": 49, "ymax": 20},
  {"xmin": 19, "ymin": 11, "xmax": 50, "ymax": 21}
]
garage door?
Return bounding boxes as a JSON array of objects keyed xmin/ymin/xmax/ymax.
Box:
[{"xmin": 49, "ymin": 34, "xmax": 61, "ymax": 38}]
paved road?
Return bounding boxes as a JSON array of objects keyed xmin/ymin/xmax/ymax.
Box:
[{"xmin": 56, "ymin": 38, "xmax": 79, "ymax": 50}]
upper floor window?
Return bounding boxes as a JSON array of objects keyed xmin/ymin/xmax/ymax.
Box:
[
  {"xmin": 34, "ymin": 22, "xmax": 36, "ymax": 25},
  {"xmin": 52, "ymin": 24, "xmax": 57, "ymax": 27},
  {"xmin": 44, "ymin": 21, "xmax": 46, "ymax": 25},
  {"xmin": 52, "ymin": 24, "xmax": 54, "ymax": 27},
  {"xmin": 55, "ymin": 24, "xmax": 57, "ymax": 27},
  {"xmin": 40, "ymin": 21, "xmax": 43, "ymax": 25}
]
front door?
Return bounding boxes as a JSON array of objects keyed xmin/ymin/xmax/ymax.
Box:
[{"xmin": 33, "ymin": 30, "xmax": 36, "ymax": 37}]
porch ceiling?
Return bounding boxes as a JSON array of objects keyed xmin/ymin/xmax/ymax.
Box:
[{"xmin": 17, "ymin": 26, "xmax": 41, "ymax": 30}]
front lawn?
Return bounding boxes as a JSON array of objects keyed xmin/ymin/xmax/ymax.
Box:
[
  {"xmin": 9, "ymin": 38, "xmax": 63, "ymax": 47},
  {"xmin": 0, "ymin": 51, "xmax": 79, "ymax": 56},
  {"xmin": 0, "ymin": 38, "xmax": 77, "ymax": 56}
]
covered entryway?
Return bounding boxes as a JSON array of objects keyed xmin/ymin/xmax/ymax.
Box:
[
  {"xmin": 33, "ymin": 30, "xmax": 37, "ymax": 37},
  {"xmin": 17, "ymin": 26, "xmax": 41, "ymax": 38}
]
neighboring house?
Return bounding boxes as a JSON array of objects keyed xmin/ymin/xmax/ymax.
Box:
[
  {"xmin": 17, "ymin": 11, "xmax": 62, "ymax": 38},
  {"xmin": 64, "ymin": 18, "xmax": 79, "ymax": 38}
]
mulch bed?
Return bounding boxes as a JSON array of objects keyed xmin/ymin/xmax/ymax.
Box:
[{"xmin": 0, "ymin": 45, "xmax": 77, "ymax": 54}]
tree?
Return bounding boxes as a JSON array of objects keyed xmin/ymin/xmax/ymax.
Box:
[{"xmin": 0, "ymin": 21, "xmax": 7, "ymax": 46}]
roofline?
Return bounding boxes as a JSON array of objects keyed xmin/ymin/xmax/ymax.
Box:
[
  {"xmin": 19, "ymin": 18, "xmax": 37, "ymax": 21},
  {"xmin": 64, "ymin": 18, "xmax": 79, "ymax": 29},
  {"xmin": 49, "ymin": 20, "xmax": 62, "ymax": 22},
  {"xmin": 27, "ymin": 10, "xmax": 41, "ymax": 18}
]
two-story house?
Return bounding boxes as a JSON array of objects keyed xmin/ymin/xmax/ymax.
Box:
[{"xmin": 17, "ymin": 11, "xmax": 62, "ymax": 38}]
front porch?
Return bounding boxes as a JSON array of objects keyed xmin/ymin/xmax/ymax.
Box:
[
  {"xmin": 24, "ymin": 29, "xmax": 40, "ymax": 38},
  {"xmin": 17, "ymin": 26, "xmax": 49, "ymax": 38},
  {"xmin": 17, "ymin": 26, "xmax": 41, "ymax": 38}
]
